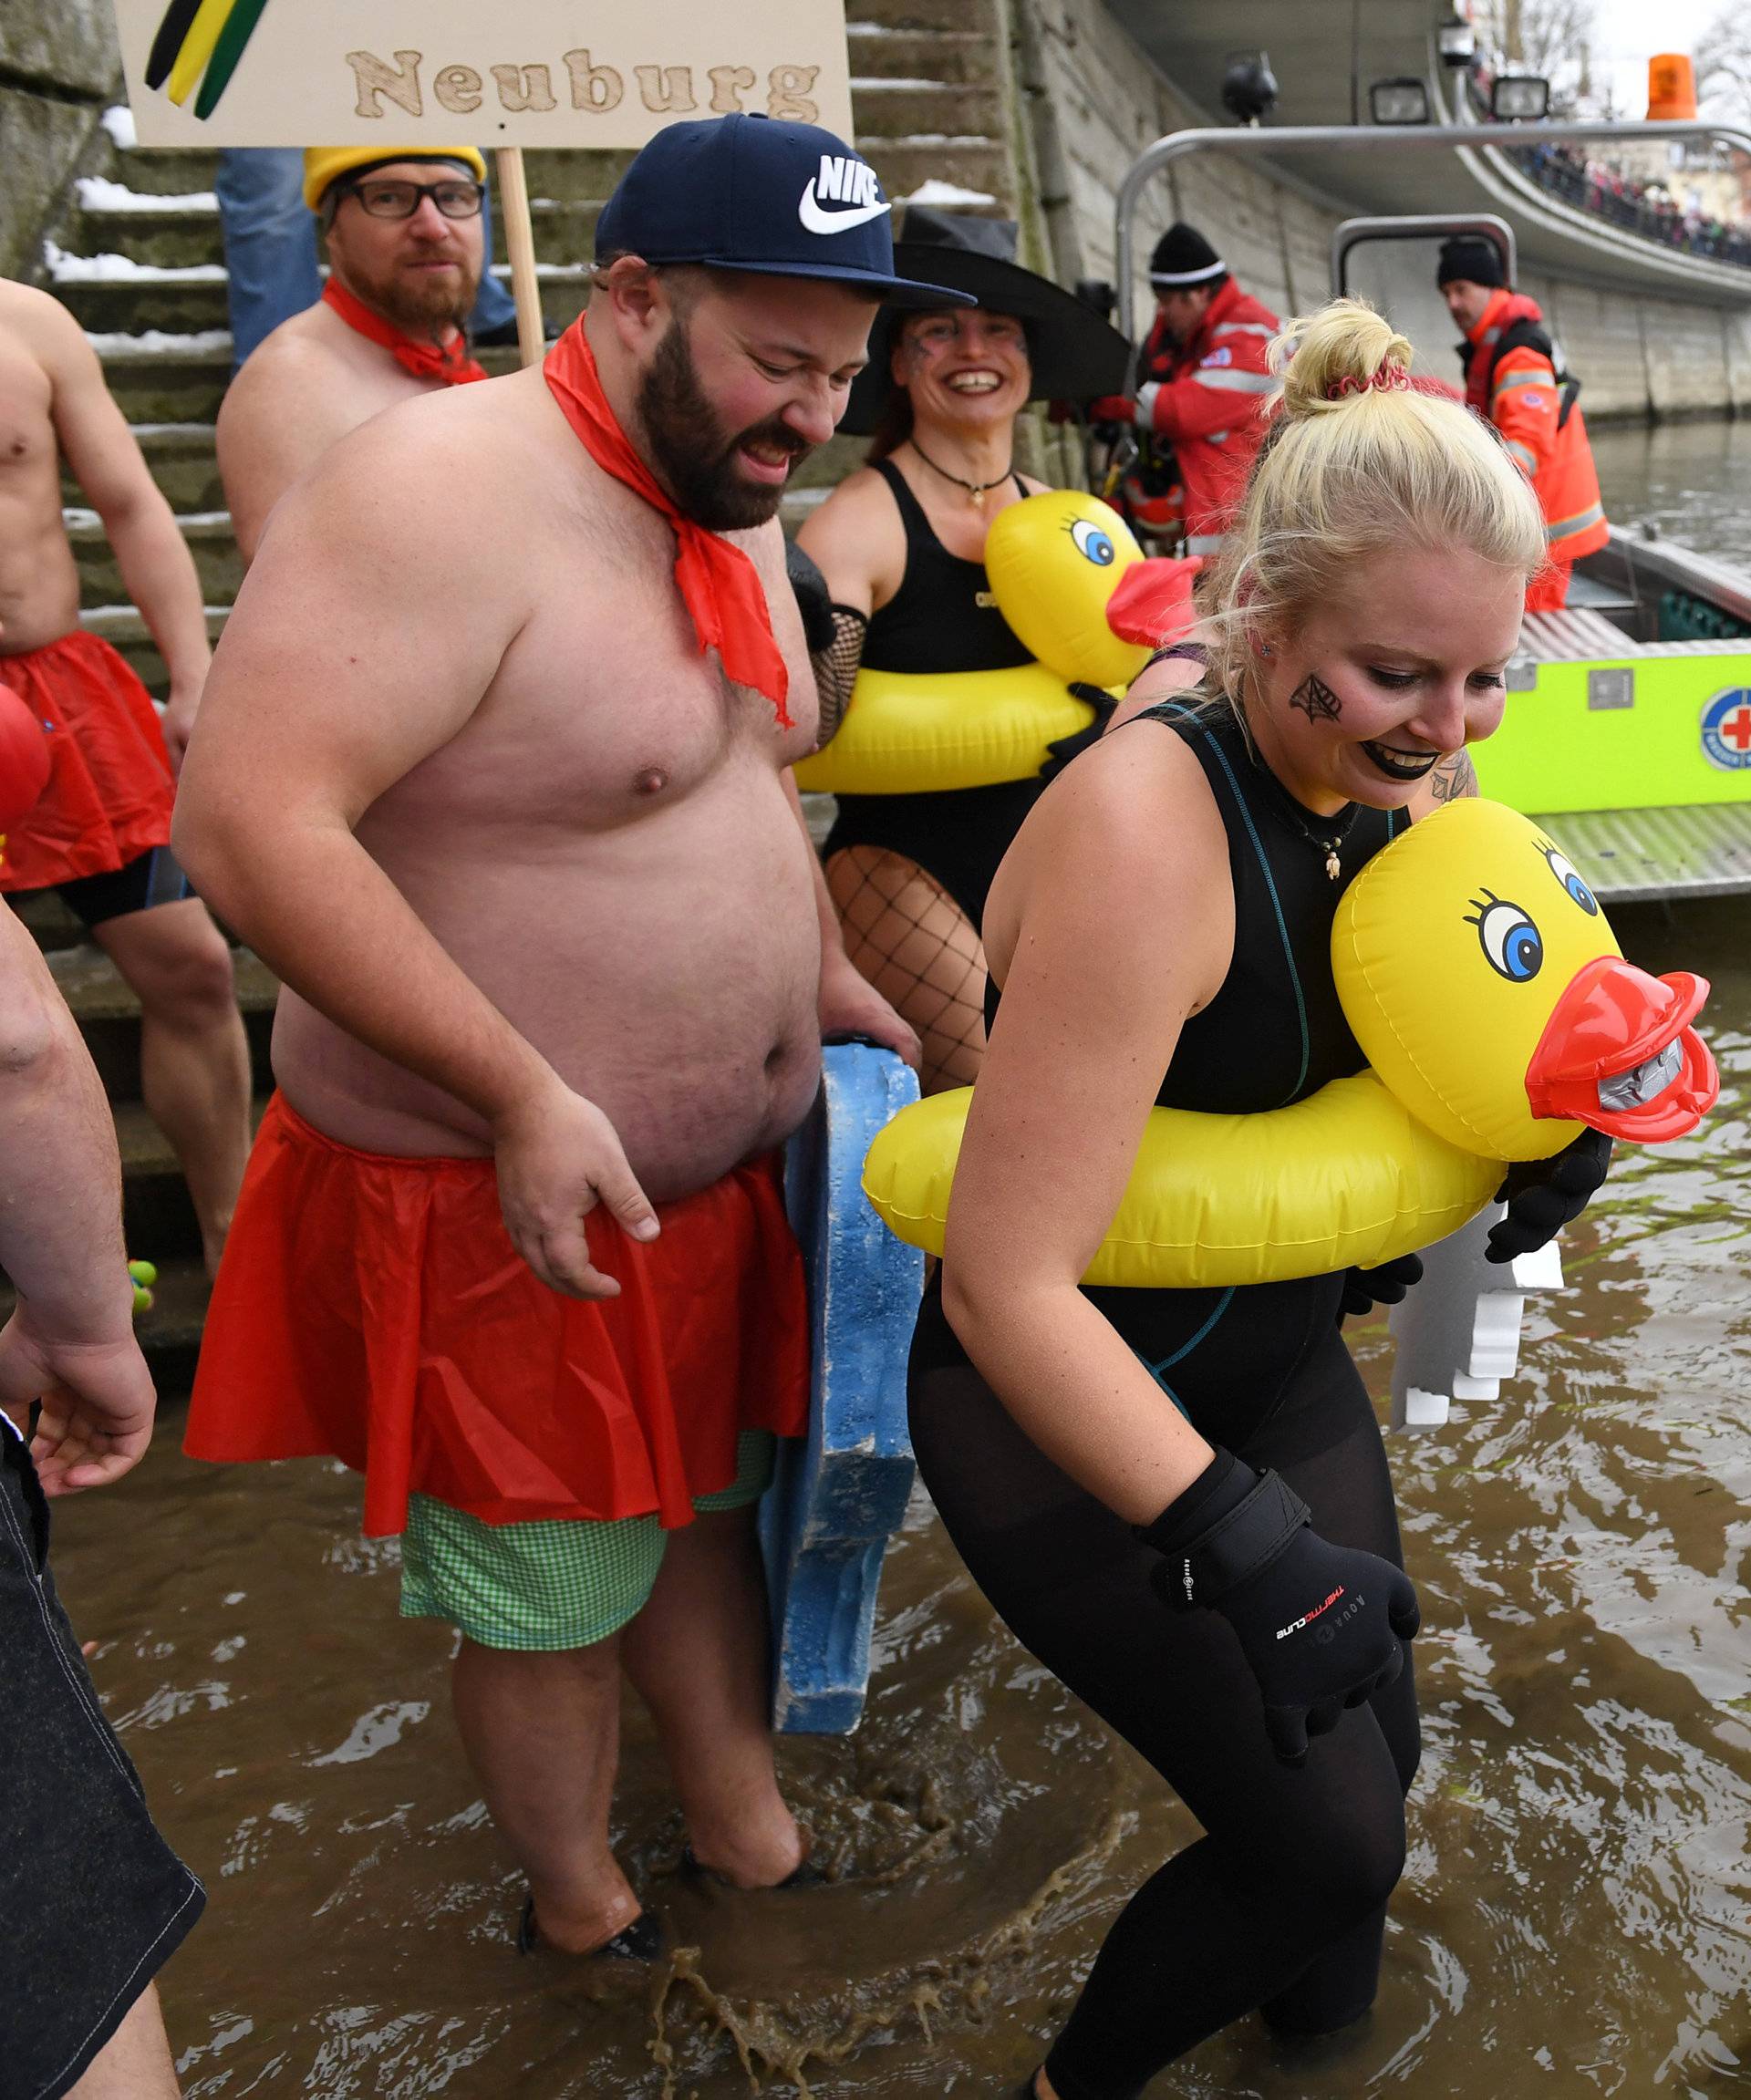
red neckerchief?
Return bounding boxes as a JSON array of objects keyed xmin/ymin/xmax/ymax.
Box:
[
  {"xmin": 542, "ymin": 319, "xmax": 791, "ymax": 728},
  {"xmin": 321, "ymin": 278, "xmax": 487, "ymax": 386}
]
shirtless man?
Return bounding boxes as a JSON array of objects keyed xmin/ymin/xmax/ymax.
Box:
[
  {"xmin": 176, "ymin": 114, "xmax": 958, "ymax": 1960},
  {"xmin": 0, "ymin": 281, "xmax": 250, "ymax": 1274},
  {"xmin": 0, "ymin": 898, "xmax": 202, "ymax": 2100},
  {"xmin": 218, "ymin": 147, "xmax": 491, "ymax": 563}
]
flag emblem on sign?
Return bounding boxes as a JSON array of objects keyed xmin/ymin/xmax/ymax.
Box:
[{"xmin": 144, "ymin": 0, "xmax": 273, "ymax": 119}]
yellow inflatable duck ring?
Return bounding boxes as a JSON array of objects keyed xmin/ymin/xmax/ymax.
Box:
[
  {"xmin": 793, "ymin": 491, "xmax": 1195, "ymax": 795},
  {"xmin": 864, "ymin": 799, "xmax": 1718, "ymax": 1288}
]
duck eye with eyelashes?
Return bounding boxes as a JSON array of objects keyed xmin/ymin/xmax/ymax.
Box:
[
  {"xmin": 1068, "ymin": 519, "xmax": 1116, "ymax": 567},
  {"xmin": 1538, "ymin": 840, "xmax": 1599, "ymax": 916},
  {"xmin": 1465, "ymin": 888, "xmax": 1544, "ymax": 982}
]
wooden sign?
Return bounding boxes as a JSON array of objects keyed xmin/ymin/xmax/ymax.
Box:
[{"xmin": 113, "ymin": 0, "xmax": 854, "ymax": 148}]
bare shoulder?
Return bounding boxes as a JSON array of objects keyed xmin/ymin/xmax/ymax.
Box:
[
  {"xmin": 302, "ymin": 369, "xmax": 552, "ymax": 518},
  {"xmin": 0, "ymin": 280, "xmax": 91, "ymax": 372},
  {"xmin": 794, "ymin": 460, "xmax": 904, "ymax": 599},
  {"xmin": 218, "ymin": 315, "xmax": 346, "ymax": 444},
  {"xmin": 989, "ymin": 709, "xmax": 1231, "ymax": 986},
  {"xmin": 797, "ymin": 462, "xmax": 896, "ymax": 539},
  {"xmin": 0, "ymin": 278, "xmax": 78, "ymax": 341},
  {"xmin": 243, "ymin": 373, "xmax": 565, "ymax": 643},
  {"xmin": 1023, "ymin": 712, "xmax": 1226, "ymax": 887}
]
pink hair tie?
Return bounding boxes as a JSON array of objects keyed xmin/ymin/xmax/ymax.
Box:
[{"xmin": 1327, "ymin": 361, "xmax": 1411, "ymax": 400}]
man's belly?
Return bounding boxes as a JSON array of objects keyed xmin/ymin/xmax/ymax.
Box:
[
  {"xmin": 269, "ymin": 828, "xmax": 825, "ymax": 1202},
  {"xmin": 0, "ymin": 513, "xmax": 81, "ymax": 657}
]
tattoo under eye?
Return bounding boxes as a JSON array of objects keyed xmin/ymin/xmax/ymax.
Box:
[
  {"xmin": 1290, "ymin": 674, "xmax": 1343, "ymax": 723},
  {"xmin": 1429, "ymin": 750, "xmax": 1478, "ymax": 802}
]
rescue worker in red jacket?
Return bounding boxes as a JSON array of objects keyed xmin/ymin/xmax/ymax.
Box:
[
  {"xmin": 1437, "ymin": 235, "xmax": 1608, "ymax": 611},
  {"xmin": 1090, "ymin": 222, "xmax": 1280, "ymax": 557}
]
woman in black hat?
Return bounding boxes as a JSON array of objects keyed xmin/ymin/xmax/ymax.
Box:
[{"xmin": 795, "ymin": 209, "xmax": 1130, "ymax": 1094}]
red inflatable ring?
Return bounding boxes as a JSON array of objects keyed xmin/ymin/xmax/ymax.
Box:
[{"xmin": 0, "ymin": 686, "xmax": 51, "ymax": 833}]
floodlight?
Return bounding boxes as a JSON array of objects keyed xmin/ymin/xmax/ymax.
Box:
[
  {"xmin": 1370, "ymin": 78, "xmax": 1433, "ymax": 125},
  {"xmin": 1491, "ymin": 74, "xmax": 1550, "ymax": 119},
  {"xmin": 1437, "ymin": 12, "xmax": 1477, "ymax": 67}
]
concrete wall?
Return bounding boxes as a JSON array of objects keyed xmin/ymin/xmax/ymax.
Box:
[
  {"xmin": 1016, "ymin": 0, "xmax": 1749, "ymax": 419},
  {"xmin": 0, "ymin": 0, "xmax": 119, "ymax": 280}
]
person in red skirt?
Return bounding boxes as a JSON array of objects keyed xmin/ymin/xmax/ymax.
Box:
[{"xmin": 0, "ymin": 280, "xmax": 251, "ymax": 1274}]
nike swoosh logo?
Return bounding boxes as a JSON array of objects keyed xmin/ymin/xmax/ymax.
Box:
[{"xmin": 797, "ymin": 182, "xmax": 892, "ymax": 236}]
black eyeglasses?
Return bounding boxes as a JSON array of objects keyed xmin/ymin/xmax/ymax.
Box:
[{"xmin": 337, "ymin": 178, "xmax": 485, "ymax": 222}]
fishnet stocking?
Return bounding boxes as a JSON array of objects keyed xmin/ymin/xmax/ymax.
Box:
[
  {"xmin": 810, "ymin": 605, "xmax": 868, "ymax": 745},
  {"xmin": 825, "ymin": 844, "xmax": 987, "ymax": 1094}
]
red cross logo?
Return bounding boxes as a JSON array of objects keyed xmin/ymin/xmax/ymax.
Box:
[{"xmin": 1721, "ymin": 706, "xmax": 1751, "ymax": 753}]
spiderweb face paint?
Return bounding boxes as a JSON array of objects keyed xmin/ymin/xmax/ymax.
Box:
[{"xmin": 1289, "ymin": 674, "xmax": 1342, "ymax": 724}]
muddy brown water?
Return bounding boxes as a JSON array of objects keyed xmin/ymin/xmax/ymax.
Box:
[{"xmin": 49, "ymin": 895, "xmax": 1750, "ymax": 2098}]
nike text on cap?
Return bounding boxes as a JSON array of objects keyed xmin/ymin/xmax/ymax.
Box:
[{"xmin": 595, "ymin": 113, "xmax": 975, "ymax": 309}]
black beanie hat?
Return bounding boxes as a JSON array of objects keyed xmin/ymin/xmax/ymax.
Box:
[
  {"xmin": 1149, "ymin": 222, "xmax": 1226, "ymax": 286},
  {"xmin": 1436, "ymin": 234, "xmax": 1508, "ymax": 289}
]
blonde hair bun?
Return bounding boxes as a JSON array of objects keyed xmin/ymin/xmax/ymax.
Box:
[
  {"xmin": 1198, "ymin": 294, "xmax": 1548, "ymax": 701},
  {"xmin": 1275, "ymin": 298, "xmax": 1415, "ymax": 421}
]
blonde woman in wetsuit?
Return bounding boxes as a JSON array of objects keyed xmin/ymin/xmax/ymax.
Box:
[
  {"xmin": 795, "ymin": 209, "xmax": 1127, "ymax": 1093},
  {"xmin": 907, "ymin": 302, "xmax": 1613, "ymax": 2099}
]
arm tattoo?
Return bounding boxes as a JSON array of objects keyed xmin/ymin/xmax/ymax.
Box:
[
  {"xmin": 1290, "ymin": 674, "xmax": 1342, "ymax": 723},
  {"xmin": 1429, "ymin": 750, "xmax": 1478, "ymax": 802}
]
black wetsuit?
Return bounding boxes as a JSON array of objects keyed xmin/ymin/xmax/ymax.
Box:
[
  {"xmin": 821, "ymin": 458, "xmax": 1040, "ymax": 932},
  {"xmin": 908, "ymin": 699, "xmax": 1419, "ymax": 2099}
]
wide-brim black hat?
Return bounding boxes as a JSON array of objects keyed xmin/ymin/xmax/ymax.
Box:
[{"xmin": 839, "ymin": 207, "xmax": 1132, "ymax": 438}]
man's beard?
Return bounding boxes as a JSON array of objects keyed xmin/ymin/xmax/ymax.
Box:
[
  {"xmin": 345, "ymin": 246, "xmax": 479, "ymax": 337},
  {"xmin": 637, "ymin": 317, "xmax": 811, "ymax": 532}
]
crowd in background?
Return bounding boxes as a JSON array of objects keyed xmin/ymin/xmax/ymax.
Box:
[{"xmin": 1514, "ymin": 140, "xmax": 1751, "ymax": 268}]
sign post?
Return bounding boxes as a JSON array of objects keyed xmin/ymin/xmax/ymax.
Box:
[{"xmin": 492, "ymin": 147, "xmax": 544, "ymax": 369}]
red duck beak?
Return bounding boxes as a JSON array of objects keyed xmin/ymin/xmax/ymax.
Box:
[
  {"xmin": 1105, "ymin": 555, "xmax": 1202, "ymax": 648},
  {"xmin": 1525, "ymin": 957, "xmax": 1718, "ymax": 1143}
]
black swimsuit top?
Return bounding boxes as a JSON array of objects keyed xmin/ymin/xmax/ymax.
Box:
[
  {"xmin": 861, "ymin": 457, "xmax": 1032, "ymax": 676},
  {"xmin": 986, "ymin": 699, "xmax": 1408, "ymax": 1113}
]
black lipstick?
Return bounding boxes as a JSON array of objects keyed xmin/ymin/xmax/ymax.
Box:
[{"xmin": 1360, "ymin": 740, "xmax": 1440, "ymax": 782}]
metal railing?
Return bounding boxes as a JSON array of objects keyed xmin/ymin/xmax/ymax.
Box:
[{"xmin": 1115, "ymin": 119, "xmax": 1751, "ymax": 341}]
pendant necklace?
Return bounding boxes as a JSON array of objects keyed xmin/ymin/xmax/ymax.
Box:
[
  {"xmin": 907, "ymin": 436, "xmax": 1012, "ymax": 512},
  {"xmin": 1275, "ymin": 791, "xmax": 1359, "ymax": 881}
]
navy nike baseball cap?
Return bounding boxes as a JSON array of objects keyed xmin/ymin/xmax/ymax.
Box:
[{"xmin": 595, "ymin": 113, "xmax": 975, "ymax": 309}]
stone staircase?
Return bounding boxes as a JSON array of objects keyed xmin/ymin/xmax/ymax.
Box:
[{"xmin": 21, "ymin": 0, "xmax": 1023, "ymax": 1394}]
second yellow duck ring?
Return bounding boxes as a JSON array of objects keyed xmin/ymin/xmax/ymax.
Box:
[
  {"xmin": 863, "ymin": 800, "xmax": 1718, "ymax": 1288},
  {"xmin": 794, "ymin": 491, "xmax": 1160, "ymax": 796}
]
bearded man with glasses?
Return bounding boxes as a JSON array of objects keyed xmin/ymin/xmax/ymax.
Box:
[{"xmin": 219, "ymin": 148, "xmax": 497, "ymax": 565}]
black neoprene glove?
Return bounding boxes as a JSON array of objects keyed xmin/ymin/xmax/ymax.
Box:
[
  {"xmin": 785, "ymin": 539, "xmax": 837, "ymax": 658},
  {"xmin": 1136, "ymin": 1451, "xmax": 1420, "ymax": 1766},
  {"xmin": 1039, "ymin": 682, "xmax": 1117, "ymax": 781},
  {"xmin": 1487, "ymin": 1128, "xmax": 1612, "ymax": 1264},
  {"xmin": 1336, "ymin": 1252, "xmax": 1424, "ymax": 1324}
]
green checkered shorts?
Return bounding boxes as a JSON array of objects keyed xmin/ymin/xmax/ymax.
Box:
[{"xmin": 399, "ymin": 1432, "xmax": 776, "ymax": 1650}]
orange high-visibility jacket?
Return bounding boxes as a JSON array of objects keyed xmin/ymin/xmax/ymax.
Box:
[
  {"xmin": 1138, "ymin": 275, "xmax": 1281, "ymax": 552},
  {"xmin": 1463, "ymin": 288, "xmax": 1608, "ymax": 569}
]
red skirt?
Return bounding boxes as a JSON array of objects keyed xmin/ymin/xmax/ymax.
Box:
[
  {"xmin": 0, "ymin": 632, "xmax": 175, "ymax": 892},
  {"xmin": 186, "ymin": 1094, "xmax": 811, "ymax": 1535}
]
